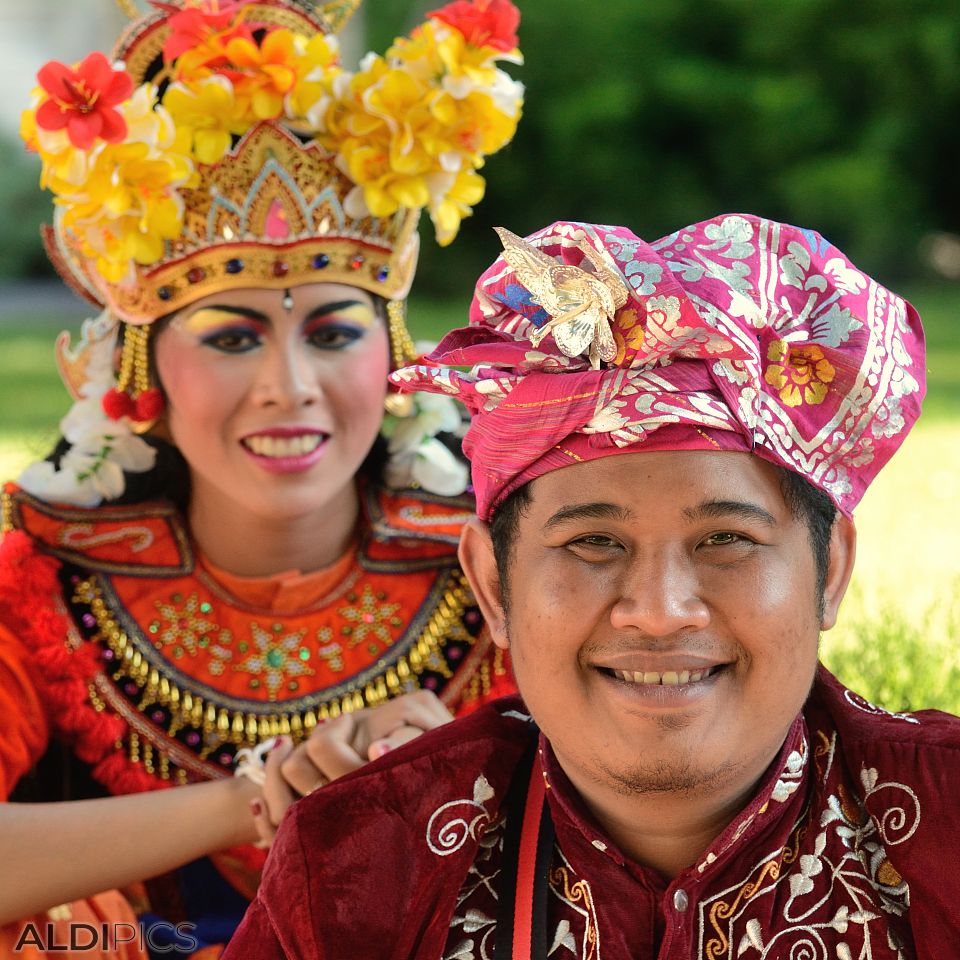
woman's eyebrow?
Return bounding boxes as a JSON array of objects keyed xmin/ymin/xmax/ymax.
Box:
[
  {"xmin": 188, "ymin": 305, "xmax": 270, "ymax": 323},
  {"xmin": 304, "ymin": 300, "xmax": 370, "ymax": 321}
]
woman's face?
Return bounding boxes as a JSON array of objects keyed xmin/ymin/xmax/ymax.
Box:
[{"xmin": 154, "ymin": 282, "xmax": 390, "ymax": 523}]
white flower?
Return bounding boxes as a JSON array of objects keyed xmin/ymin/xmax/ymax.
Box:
[
  {"xmin": 382, "ymin": 391, "xmax": 469, "ymax": 496},
  {"xmin": 18, "ymin": 311, "xmax": 156, "ymax": 507}
]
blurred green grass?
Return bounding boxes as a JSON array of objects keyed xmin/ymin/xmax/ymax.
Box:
[{"xmin": 0, "ymin": 282, "xmax": 957, "ymax": 712}]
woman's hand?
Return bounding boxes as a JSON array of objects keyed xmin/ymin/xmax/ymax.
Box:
[{"xmin": 250, "ymin": 690, "xmax": 453, "ymax": 847}]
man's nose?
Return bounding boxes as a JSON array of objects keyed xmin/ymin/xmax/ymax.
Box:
[{"xmin": 608, "ymin": 551, "xmax": 710, "ymax": 637}]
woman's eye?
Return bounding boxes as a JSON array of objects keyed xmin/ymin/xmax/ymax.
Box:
[
  {"xmin": 306, "ymin": 324, "xmax": 364, "ymax": 350},
  {"xmin": 201, "ymin": 328, "xmax": 260, "ymax": 352}
]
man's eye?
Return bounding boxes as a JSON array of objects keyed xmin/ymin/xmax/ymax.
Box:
[
  {"xmin": 202, "ymin": 329, "xmax": 259, "ymax": 352},
  {"xmin": 307, "ymin": 325, "xmax": 364, "ymax": 350},
  {"xmin": 567, "ymin": 535, "xmax": 622, "ymax": 555},
  {"xmin": 701, "ymin": 532, "xmax": 745, "ymax": 547}
]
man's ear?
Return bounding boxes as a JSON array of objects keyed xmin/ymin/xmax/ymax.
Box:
[
  {"xmin": 458, "ymin": 517, "xmax": 509, "ymax": 650},
  {"xmin": 820, "ymin": 515, "xmax": 857, "ymax": 631}
]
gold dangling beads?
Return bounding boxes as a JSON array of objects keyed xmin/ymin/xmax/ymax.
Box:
[
  {"xmin": 384, "ymin": 299, "xmax": 419, "ymax": 416},
  {"xmin": 102, "ymin": 323, "xmax": 165, "ymax": 432},
  {"xmin": 387, "ymin": 299, "xmax": 418, "ymax": 370}
]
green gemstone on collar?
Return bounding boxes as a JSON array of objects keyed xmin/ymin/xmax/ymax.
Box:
[
  {"xmin": 266, "ymin": 648, "xmax": 285, "ymax": 668},
  {"xmin": 200, "ymin": 602, "xmax": 212, "ymax": 614},
  {"xmin": 299, "ymin": 647, "xmax": 310, "ymax": 661}
]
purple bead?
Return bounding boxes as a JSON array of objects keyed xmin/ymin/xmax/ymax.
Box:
[
  {"xmin": 82, "ymin": 613, "xmax": 96, "ymax": 629},
  {"xmin": 186, "ymin": 732, "xmax": 201, "ymax": 746},
  {"xmin": 219, "ymin": 753, "xmax": 233, "ymax": 765},
  {"xmin": 465, "ymin": 611, "xmax": 480, "ymax": 625},
  {"xmin": 423, "ymin": 676, "xmax": 439, "ymax": 690},
  {"xmin": 102, "ymin": 649, "xmax": 115, "ymax": 661},
  {"xmin": 151, "ymin": 710, "xmax": 165, "ymax": 723},
  {"xmin": 448, "ymin": 647, "xmax": 462, "ymax": 660},
  {"xmin": 124, "ymin": 682, "xmax": 138, "ymax": 695},
  {"xmin": 70, "ymin": 575, "xmax": 80, "ymax": 585}
]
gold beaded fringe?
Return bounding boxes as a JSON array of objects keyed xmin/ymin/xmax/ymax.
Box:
[
  {"xmin": 387, "ymin": 299, "xmax": 419, "ymax": 369},
  {"xmin": 116, "ymin": 323, "xmax": 153, "ymax": 397},
  {"xmin": 74, "ymin": 572, "xmax": 472, "ymax": 779}
]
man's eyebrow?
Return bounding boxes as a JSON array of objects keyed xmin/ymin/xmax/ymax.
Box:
[
  {"xmin": 543, "ymin": 502, "xmax": 636, "ymax": 530},
  {"xmin": 304, "ymin": 300, "xmax": 369, "ymax": 321},
  {"xmin": 683, "ymin": 499, "xmax": 777, "ymax": 526}
]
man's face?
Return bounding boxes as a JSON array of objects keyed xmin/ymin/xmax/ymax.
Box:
[{"xmin": 463, "ymin": 450, "xmax": 853, "ymax": 801}]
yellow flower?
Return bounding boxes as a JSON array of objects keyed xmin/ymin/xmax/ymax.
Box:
[
  {"xmin": 764, "ymin": 339, "xmax": 836, "ymax": 407},
  {"xmin": 430, "ymin": 89, "xmax": 519, "ymax": 162},
  {"xmin": 226, "ymin": 28, "xmax": 300, "ymax": 120},
  {"xmin": 428, "ymin": 168, "xmax": 485, "ymax": 245},
  {"xmin": 612, "ymin": 308, "xmax": 646, "ymax": 364},
  {"xmin": 285, "ymin": 32, "xmax": 341, "ymax": 128},
  {"xmin": 164, "ymin": 76, "xmax": 248, "ymax": 165},
  {"xmin": 51, "ymin": 85, "xmax": 194, "ymax": 281}
]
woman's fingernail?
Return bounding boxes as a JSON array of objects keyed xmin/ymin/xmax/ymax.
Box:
[
  {"xmin": 371, "ymin": 743, "xmax": 392, "ymax": 760},
  {"xmin": 272, "ymin": 736, "xmax": 287, "ymax": 751},
  {"xmin": 250, "ymin": 799, "xmax": 262, "ymax": 817}
]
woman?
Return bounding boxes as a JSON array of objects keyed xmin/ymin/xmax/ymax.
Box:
[{"xmin": 0, "ymin": 0, "xmax": 523, "ymax": 954}]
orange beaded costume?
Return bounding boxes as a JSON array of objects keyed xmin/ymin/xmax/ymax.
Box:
[{"xmin": 0, "ymin": 480, "xmax": 513, "ymax": 949}]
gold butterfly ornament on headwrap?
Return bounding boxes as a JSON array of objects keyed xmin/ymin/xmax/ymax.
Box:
[{"xmin": 494, "ymin": 227, "xmax": 630, "ymax": 370}]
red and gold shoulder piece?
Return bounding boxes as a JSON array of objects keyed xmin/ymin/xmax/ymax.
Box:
[
  {"xmin": 2, "ymin": 483, "xmax": 192, "ymax": 578},
  {"xmin": 361, "ymin": 484, "xmax": 476, "ymax": 568}
]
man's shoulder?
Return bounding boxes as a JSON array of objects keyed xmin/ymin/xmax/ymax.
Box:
[{"xmin": 811, "ymin": 664, "xmax": 960, "ymax": 761}]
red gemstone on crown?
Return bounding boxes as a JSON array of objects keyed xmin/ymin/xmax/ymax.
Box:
[
  {"xmin": 186, "ymin": 267, "xmax": 205, "ymax": 284},
  {"xmin": 272, "ymin": 260, "xmax": 290, "ymax": 278}
]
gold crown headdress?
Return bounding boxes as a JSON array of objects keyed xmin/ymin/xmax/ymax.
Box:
[{"xmin": 23, "ymin": 0, "xmax": 523, "ymax": 420}]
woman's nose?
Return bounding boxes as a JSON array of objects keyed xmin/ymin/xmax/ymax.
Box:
[{"xmin": 253, "ymin": 342, "xmax": 322, "ymax": 409}]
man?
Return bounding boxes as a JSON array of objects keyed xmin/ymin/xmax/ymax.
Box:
[{"xmin": 224, "ymin": 216, "xmax": 959, "ymax": 958}]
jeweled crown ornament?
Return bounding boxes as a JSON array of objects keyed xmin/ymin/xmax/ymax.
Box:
[{"xmin": 22, "ymin": 0, "xmax": 525, "ymax": 323}]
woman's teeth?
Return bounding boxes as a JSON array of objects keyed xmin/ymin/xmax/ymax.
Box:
[
  {"xmin": 611, "ymin": 666, "xmax": 719, "ymax": 686},
  {"xmin": 244, "ymin": 434, "xmax": 324, "ymax": 458}
]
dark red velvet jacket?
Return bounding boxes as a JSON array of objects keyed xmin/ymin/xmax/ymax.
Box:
[{"xmin": 224, "ymin": 666, "xmax": 960, "ymax": 959}]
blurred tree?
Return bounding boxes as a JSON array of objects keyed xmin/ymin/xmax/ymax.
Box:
[{"xmin": 0, "ymin": 134, "xmax": 53, "ymax": 280}]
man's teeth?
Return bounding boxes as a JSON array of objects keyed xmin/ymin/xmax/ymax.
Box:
[
  {"xmin": 612, "ymin": 667, "xmax": 718, "ymax": 686},
  {"xmin": 244, "ymin": 434, "xmax": 324, "ymax": 458}
]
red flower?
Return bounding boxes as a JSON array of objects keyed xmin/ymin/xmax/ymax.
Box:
[
  {"xmin": 429, "ymin": 0, "xmax": 521, "ymax": 52},
  {"xmin": 35, "ymin": 52, "xmax": 133, "ymax": 151},
  {"xmin": 152, "ymin": 0, "xmax": 247, "ymax": 63}
]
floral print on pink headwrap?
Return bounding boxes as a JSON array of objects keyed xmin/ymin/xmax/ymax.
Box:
[{"xmin": 392, "ymin": 216, "xmax": 924, "ymax": 519}]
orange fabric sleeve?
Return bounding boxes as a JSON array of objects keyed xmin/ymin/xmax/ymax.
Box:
[{"xmin": 0, "ymin": 618, "xmax": 50, "ymax": 800}]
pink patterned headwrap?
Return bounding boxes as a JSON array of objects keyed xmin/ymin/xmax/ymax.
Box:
[{"xmin": 393, "ymin": 216, "xmax": 924, "ymax": 520}]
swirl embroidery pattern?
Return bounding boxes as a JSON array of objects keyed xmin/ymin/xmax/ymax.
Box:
[
  {"xmin": 698, "ymin": 742, "xmax": 918, "ymax": 959},
  {"xmin": 428, "ymin": 774, "xmax": 497, "ymax": 857}
]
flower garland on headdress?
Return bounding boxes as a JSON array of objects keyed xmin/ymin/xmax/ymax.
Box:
[{"xmin": 22, "ymin": 0, "xmax": 523, "ymax": 286}]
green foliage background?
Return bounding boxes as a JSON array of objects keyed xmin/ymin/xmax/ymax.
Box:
[{"xmin": 364, "ymin": 0, "xmax": 960, "ymax": 296}]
